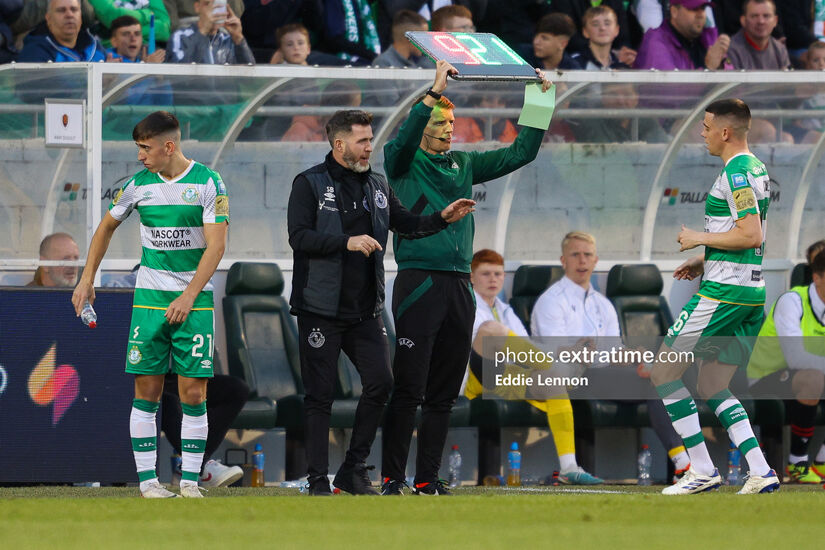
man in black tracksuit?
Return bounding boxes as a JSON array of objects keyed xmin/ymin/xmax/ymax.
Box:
[
  {"xmin": 287, "ymin": 109, "xmax": 475, "ymax": 496},
  {"xmin": 381, "ymin": 61, "xmax": 553, "ymax": 495}
]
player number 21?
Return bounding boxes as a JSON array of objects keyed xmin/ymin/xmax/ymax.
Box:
[{"xmin": 192, "ymin": 334, "xmax": 213, "ymax": 358}]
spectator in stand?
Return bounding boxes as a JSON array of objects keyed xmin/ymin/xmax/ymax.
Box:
[
  {"xmin": 726, "ymin": 0, "xmax": 789, "ymax": 70},
  {"xmin": 317, "ymin": 0, "xmax": 380, "ymax": 65},
  {"xmin": 282, "ymin": 80, "xmax": 362, "ymax": 142},
  {"xmin": 18, "ymin": 0, "xmax": 106, "ymax": 62},
  {"xmin": 108, "ymin": 14, "xmax": 165, "ymax": 62},
  {"xmin": 373, "ymin": 9, "xmax": 433, "ymax": 69},
  {"xmin": 87, "ymin": 0, "xmax": 170, "ymax": 45},
  {"xmin": 0, "ymin": 0, "xmax": 22, "ymax": 64},
  {"xmin": 477, "ymin": 0, "xmax": 551, "ymax": 60},
  {"xmin": 549, "ymin": 0, "xmax": 641, "ymax": 66},
  {"xmin": 777, "ymin": 0, "xmax": 816, "ymax": 61},
  {"xmin": 163, "ymin": 0, "xmax": 243, "ymax": 32},
  {"xmin": 571, "ymin": 6, "xmax": 631, "ymax": 70},
  {"xmin": 430, "ymin": 4, "xmax": 474, "ymax": 32},
  {"xmin": 789, "ymin": 42, "xmax": 825, "ymax": 143},
  {"xmin": 241, "ymin": 0, "xmax": 321, "ymax": 63},
  {"xmin": 107, "ymin": 15, "xmax": 172, "ymax": 106},
  {"xmin": 531, "ymin": 13, "xmax": 582, "ymax": 71},
  {"xmin": 10, "ymin": 0, "xmax": 96, "ymax": 38},
  {"xmin": 375, "ymin": 1, "xmax": 486, "ymax": 49},
  {"xmin": 165, "ymin": 0, "xmax": 253, "ymax": 64},
  {"xmin": 634, "ymin": 0, "xmax": 730, "ymax": 70},
  {"xmin": 27, "ymin": 233, "xmax": 80, "ymax": 288},
  {"xmin": 270, "ymin": 22, "xmax": 310, "ymax": 64}
]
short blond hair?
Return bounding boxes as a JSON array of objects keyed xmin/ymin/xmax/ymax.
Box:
[{"xmin": 561, "ymin": 231, "xmax": 596, "ymax": 253}]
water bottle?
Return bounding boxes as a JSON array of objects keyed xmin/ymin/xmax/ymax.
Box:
[
  {"xmin": 506, "ymin": 442, "xmax": 521, "ymax": 486},
  {"xmin": 727, "ymin": 442, "xmax": 741, "ymax": 485},
  {"xmin": 81, "ymin": 301, "xmax": 97, "ymax": 328},
  {"xmin": 251, "ymin": 444, "xmax": 265, "ymax": 487},
  {"xmin": 637, "ymin": 444, "xmax": 652, "ymax": 486},
  {"xmin": 448, "ymin": 445, "xmax": 462, "ymax": 488}
]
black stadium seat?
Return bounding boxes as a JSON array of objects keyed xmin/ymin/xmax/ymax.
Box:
[
  {"xmin": 509, "ymin": 265, "xmax": 564, "ymax": 333},
  {"xmin": 790, "ymin": 262, "xmax": 812, "ymax": 288},
  {"xmin": 605, "ymin": 264, "xmax": 673, "ymax": 337}
]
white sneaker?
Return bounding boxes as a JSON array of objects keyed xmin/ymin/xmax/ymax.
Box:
[
  {"xmin": 200, "ymin": 459, "xmax": 244, "ymax": 488},
  {"xmin": 737, "ymin": 469, "xmax": 780, "ymax": 494},
  {"xmin": 140, "ymin": 481, "xmax": 180, "ymax": 499},
  {"xmin": 180, "ymin": 483, "xmax": 206, "ymax": 498},
  {"xmin": 661, "ymin": 467, "xmax": 721, "ymax": 495}
]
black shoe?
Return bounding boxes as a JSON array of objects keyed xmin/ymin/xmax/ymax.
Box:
[
  {"xmin": 380, "ymin": 477, "xmax": 408, "ymax": 496},
  {"xmin": 333, "ymin": 463, "xmax": 379, "ymax": 495},
  {"xmin": 412, "ymin": 479, "xmax": 452, "ymax": 496},
  {"xmin": 307, "ymin": 475, "xmax": 333, "ymax": 496}
]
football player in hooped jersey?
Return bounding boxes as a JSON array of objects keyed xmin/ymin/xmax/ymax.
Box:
[
  {"xmin": 72, "ymin": 111, "xmax": 228, "ymax": 499},
  {"xmin": 649, "ymin": 98, "xmax": 779, "ymax": 495}
]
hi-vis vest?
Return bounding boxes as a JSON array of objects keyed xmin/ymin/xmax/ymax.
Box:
[{"xmin": 747, "ymin": 285, "xmax": 825, "ymax": 380}]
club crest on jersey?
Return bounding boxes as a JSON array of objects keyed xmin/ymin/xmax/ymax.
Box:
[
  {"xmin": 181, "ymin": 186, "xmax": 199, "ymax": 204},
  {"xmin": 308, "ymin": 329, "xmax": 325, "ymax": 348},
  {"xmin": 374, "ymin": 190, "xmax": 388, "ymax": 209},
  {"xmin": 398, "ymin": 338, "xmax": 415, "ymax": 348},
  {"xmin": 128, "ymin": 346, "xmax": 142, "ymax": 365}
]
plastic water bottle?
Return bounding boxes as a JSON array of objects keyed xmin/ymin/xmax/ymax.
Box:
[
  {"xmin": 448, "ymin": 445, "xmax": 462, "ymax": 488},
  {"xmin": 81, "ymin": 301, "xmax": 97, "ymax": 328},
  {"xmin": 637, "ymin": 444, "xmax": 652, "ymax": 486},
  {"xmin": 727, "ymin": 442, "xmax": 741, "ymax": 485},
  {"xmin": 251, "ymin": 444, "xmax": 265, "ymax": 487},
  {"xmin": 507, "ymin": 442, "xmax": 521, "ymax": 486}
]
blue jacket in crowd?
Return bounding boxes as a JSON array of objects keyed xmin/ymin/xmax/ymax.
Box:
[{"xmin": 18, "ymin": 28, "xmax": 105, "ymax": 62}]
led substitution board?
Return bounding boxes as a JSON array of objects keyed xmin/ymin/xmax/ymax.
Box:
[{"xmin": 406, "ymin": 31, "xmax": 539, "ymax": 81}]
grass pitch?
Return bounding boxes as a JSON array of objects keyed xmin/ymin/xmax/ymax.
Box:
[{"xmin": 1, "ymin": 485, "xmax": 822, "ymax": 549}]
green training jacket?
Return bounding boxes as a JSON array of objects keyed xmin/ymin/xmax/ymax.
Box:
[{"xmin": 383, "ymin": 101, "xmax": 544, "ymax": 273}]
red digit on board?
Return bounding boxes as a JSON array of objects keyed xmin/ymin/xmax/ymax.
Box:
[{"xmin": 433, "ymin": 33, "xmax": 481, "ymax": 65}]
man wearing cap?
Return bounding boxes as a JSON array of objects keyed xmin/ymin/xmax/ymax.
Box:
[{"xmin": 634, "ymin": 0, "xmax": 731, "ymax": 70}]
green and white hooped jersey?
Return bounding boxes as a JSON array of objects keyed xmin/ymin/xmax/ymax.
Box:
[
  {"xmin": 109, "ymin": 160, "xmax": 229, "ymax": 309},
  {"xmin": 699, "ymin": 153, "xmax": 770, "ymax": 306}
]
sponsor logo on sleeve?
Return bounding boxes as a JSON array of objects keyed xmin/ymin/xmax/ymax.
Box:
[
  {"xmin": 112, "ymin": 188, "xmax": 123, "ymax": 206},
  {"xmin": 731, "ymin": 173, "xmax": 747, "ymax": 188},
  {"xmin": 215, "ymin": 195, "xmax": 229, "ymax": 217},
  {"xmin": 732, "ymin": 188, "xmax": 756, "ymax": 211}
]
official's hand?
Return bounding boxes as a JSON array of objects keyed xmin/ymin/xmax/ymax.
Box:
[
  {"xmin": 432, "ymin": 60, "xmax": 458, "ymax": 94},
  {"xmin": 534, "ymin": 67, "xmax": 553, "ymax": 92},
  {"xmin": 72, "ymin": 279, "xmax": 95, "ymax": 316},
  {"xmin": 441, "ymin": 198, "xmax": 476, "ymax": 223},
  {"xmin": 673, "ymin": 254, "xmax": 705, "ymax": 280},
  {"xmin": 677, "ymin": 224, "xmax": 704, "ymax": 251},
  {"xmin": 347, "ymin": 235, "xmax": 382, "ymax": 257},
  {"xmin": 166, "ymin": 293, "xmax": 195, "ymax": 325}
]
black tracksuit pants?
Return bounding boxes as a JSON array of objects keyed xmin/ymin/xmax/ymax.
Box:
[
  {"xmin": 297, "ymin": 312, "xmax": 392, "ymax": 479},
  {"xmin": 382, "ymin": 269, "xmax": 476, "ymax": 484}
]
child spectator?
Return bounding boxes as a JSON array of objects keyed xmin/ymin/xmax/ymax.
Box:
[
  {"xmin": 270, "ymin": 23, "xmax": 310, "ymax": 65},
  {"xmin": 571, "ymin": 5, "xmax": 633, "ymax": 69}
]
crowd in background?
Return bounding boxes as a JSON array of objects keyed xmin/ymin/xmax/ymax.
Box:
[{"xmin": 3, "ymin": 0, "xmax": 825, "ymax": 145}]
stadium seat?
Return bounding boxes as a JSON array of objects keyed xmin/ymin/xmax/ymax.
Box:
[
  {"xmin": 222, "ymin": 262, "xmax": 306, "ymax": 476},
  {"xmin": 509, "ymin": 265, "xmax": 564, "ymax": 333},
  {"xmin": 790, "ymin": 262, "xmax": 812, "ymax": 288},
  {"xmin": 605, "ymin": 264, "xmax": 673, "ymax": 338}
]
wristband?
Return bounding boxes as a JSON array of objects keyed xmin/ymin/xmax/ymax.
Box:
[{"xmin": 426, "ymin": 88, "xmax": 442, "ymax": 100}]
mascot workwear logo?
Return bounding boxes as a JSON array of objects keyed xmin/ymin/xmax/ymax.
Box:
[{"xmin": 27, "ymin": 343, "xmax": 80, "ymax": 426}]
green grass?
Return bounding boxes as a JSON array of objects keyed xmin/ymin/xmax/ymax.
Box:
[{"xmin": 1, "ymin": 485, "xmax": 822, "ymax": 549}]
